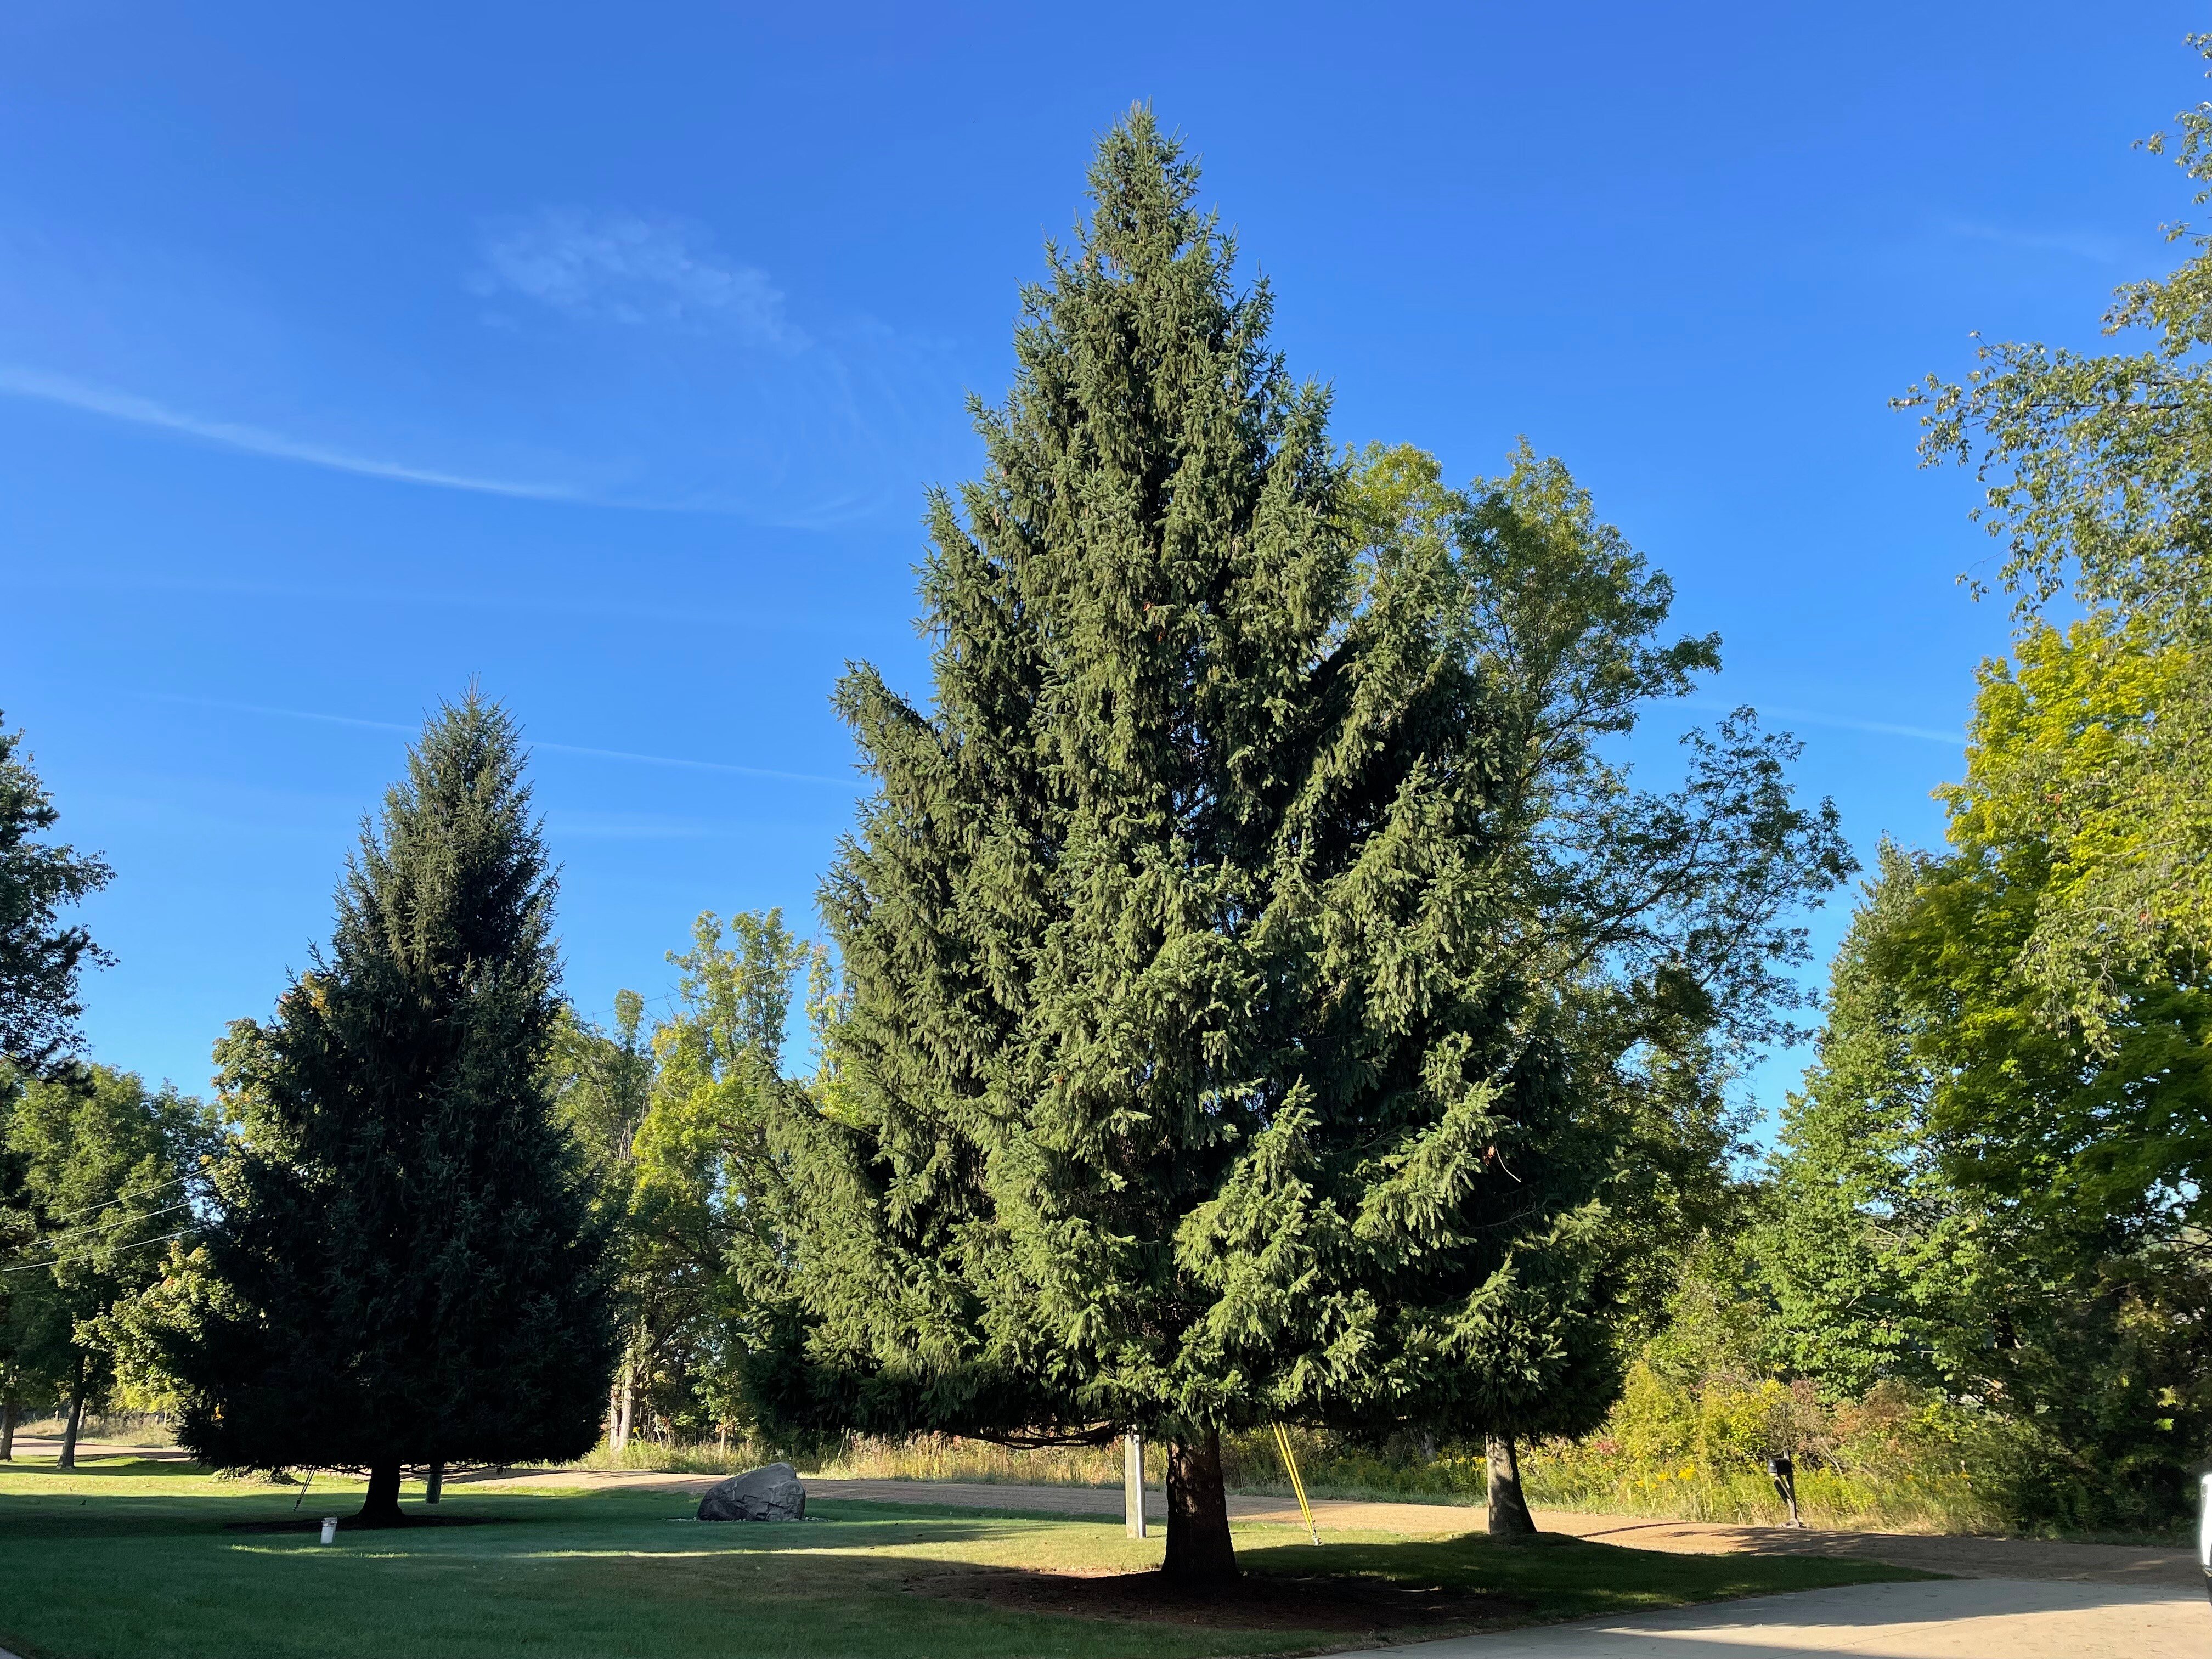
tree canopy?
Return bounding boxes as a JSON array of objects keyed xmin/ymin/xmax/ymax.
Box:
[
  {"xmin": 1, "ymin": 1064, "xmax": 210, "ymax": 1465},
  {"xmin": 1905, "ymin": 44, "xmax": 2212, "ymax": 1041}
]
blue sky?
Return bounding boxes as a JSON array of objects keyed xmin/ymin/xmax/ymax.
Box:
[{"xmin": 3, "ymin": 1, "xmax": 2199, "ymax": 1115}]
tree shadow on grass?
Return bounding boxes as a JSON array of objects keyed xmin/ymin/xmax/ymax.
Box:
[
  {"xmin": 913, "ymin": 1566, "xmax": 1528, "ymax": 1634},
  {"xmin": 1235, "ymin": 1531, "xmax": 1928, "ymax": 1616}
]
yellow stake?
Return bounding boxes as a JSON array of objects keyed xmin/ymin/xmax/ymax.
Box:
[{"xmin": 1273, "ymin": 1423, "xmax": 1319, "ymax": 1544}]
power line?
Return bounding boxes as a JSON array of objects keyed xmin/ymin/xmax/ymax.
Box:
[
  {"xmin": 2, "ymin": 1227, "xmax": 197, "ymax": 1276},
  {"xmin": 18, "ymin": 1199, "xmax": 195, "ymax": 1248},
  {"xmin": 38, "ymin": 1173, "xmax": 192, "ymax": 1222}
]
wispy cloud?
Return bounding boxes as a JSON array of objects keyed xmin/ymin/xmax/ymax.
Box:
[
  {"xmin": 0, "ymin": 365, "xmax": 578, "ymax": 500},
  {"xmin": 1688, "ymin": 699, "xmax": 1961, "ymax": 747},
  {"xmin": 472, "ymin": 210, "xmax": 805, "ymax": 349},
  {"xmin": 150, "ymin": 694, "xmax": 856, "ymax": 787},
  {"xmin": 1940, "ymin": 219, "xmax": 2124, "ymax": 266}
]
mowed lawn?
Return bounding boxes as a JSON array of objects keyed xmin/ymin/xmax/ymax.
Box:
[{"xmin": 0, "ymin": 1457, "xmax": 1926, "ymax": 1659}]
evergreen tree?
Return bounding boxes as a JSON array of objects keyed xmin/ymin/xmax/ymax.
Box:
[
  {"xmin": 161, "ymin": 692, "xmax": 614, "ymax": 1523},
  {"xmin": 0, "ymin": 716, "xmax": 112, "ymax": 1073},
  {"xmin": 751, "ymin": 114, "xmax": 1848, "ymax": 1579}
]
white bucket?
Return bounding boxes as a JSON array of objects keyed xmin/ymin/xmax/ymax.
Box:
[{"xmin": 319, "ymin": 1516, "xmax": 337, "ymax": 1545}]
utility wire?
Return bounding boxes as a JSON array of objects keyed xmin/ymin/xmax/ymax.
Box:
[
  {"xmin": 12, "ymin": 1200, "xmax": 195, "ymax": 1248},
  {"xmin": 36, "ymin": 1173, "xmax": 193, "ymax": 1223},
  {"xmin": 2, "ymin": 1227, "xmax": 198, "ymax": 1276}
]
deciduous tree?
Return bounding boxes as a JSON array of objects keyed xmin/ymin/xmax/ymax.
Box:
[
  {"xmin": 0, "ymin": 1064, "xmax": 210, "ymax": 1466},
  {"xmin": 1904, "ymin": 47, "xmax": 2212, "ymax": 1042}
]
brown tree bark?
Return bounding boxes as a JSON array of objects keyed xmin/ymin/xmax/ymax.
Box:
[
  {"xmin": 57, "ymin": 1355, "xmax": 86, "ymax": 1471},
  {"xmin": 425, "ymin": 1461, "xmax": 444, "ymax": 1505},
  {"xmin": 0, "ymin": 1385, "xmax": 18, "ymax": 1462},
  {"xmin": 1162, "ymin": 1430, "xmax": 1237, "ymax": 1582},
  {"xmin": 356, "ymin": 1457, "xmax": 406, "ymax": 1527},
  {"xmin": 1485, "ymin": 1434, "xmax": 1537, "ymax": 1536}
]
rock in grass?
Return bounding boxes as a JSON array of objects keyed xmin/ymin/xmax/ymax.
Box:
[{"xmin": 697, "ymin": 1463, "xmax": 806, "ymax": 1522}]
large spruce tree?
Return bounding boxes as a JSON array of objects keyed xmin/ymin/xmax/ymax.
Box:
[
  {"xmin": 753, "ymin": 113, "xmax": 1846, "ymax": 1580},
  {"xmin": 168, "ymin": 692, "xmax": 613, "ymax": 1523}
]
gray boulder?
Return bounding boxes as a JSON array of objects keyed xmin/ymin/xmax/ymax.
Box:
[{"xmin": 696, "ymin": 1462, "xmax": 806, "ymax": 1522}]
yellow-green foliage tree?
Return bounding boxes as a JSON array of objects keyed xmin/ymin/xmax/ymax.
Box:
[
  {"xmin": 1754, "ymin": 624, "xmax": 2212, "ymax": 1528},
  {"xmin": 551, "ymin": 911, "xmax": 812, "ymax": 1450},
  {"xmin": 1905, "ymin": 46, "xmax": 2212, "ymax": 1044}
]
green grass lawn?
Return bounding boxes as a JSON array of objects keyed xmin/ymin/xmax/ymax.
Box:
[{"xmin": 0, "ymin": 1455, "xmax": 1928, "ymax": 1659}]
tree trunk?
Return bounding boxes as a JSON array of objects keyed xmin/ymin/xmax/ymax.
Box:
[
  {"xmin": 58, "ymin": 1355, "xmax": 87, "ymax": 1471},
  {"xmin": 1162, "ymin": 1430, "xmax": 1237, "ymax": 1582},
  {"xmin": 1485, "ymin": 1434, "xmax": 1537, "ymax": 1537},
  {"xmin": 0, "ymin": 1384, "xmax": 18, "ymax": 1462},
  {"xmin": 425, "ymin": 1462, "xmax": 444, "ymax": 1505},
  {"xmin": 613, "ymin": 1369, "xmax": 634, "ymax": 1453},
  {"xmin": 357, "ymin": 1457, "xmax": 405, "ymax": 1527}
]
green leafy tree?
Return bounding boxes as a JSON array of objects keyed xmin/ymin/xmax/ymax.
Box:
[
  {"xmin": 1903, "ymin": 46, "xmax": 2212, "ymax": 1040},
  {"xmin": 550, "ymin": 992, "xmax": 654, "ymax": 1446},
  {"xmin": 0, "ymin": 718, "xmax": 112, "ymax": 1073},
  {"xmin": 555, "ymin": 913, "xmax": 810, "ymax": 1452},
  {"xmin": 0, "ymin": 1064, "xmax": 211, "ymax": 1466},
  {"xmin": 752, "ymin": 114, "xmax": 1848, "ymax": 1579},
  {"xmin": 1761, "ymin": 799, "xmax": 2212, "ymax": 1526},
  {"xmin": 156, "ymin": 692, "xmax": 616, "ymax": 1523}
]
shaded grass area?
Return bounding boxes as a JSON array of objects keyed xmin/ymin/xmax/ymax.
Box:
[{"xmin": 0, "ymin": 1456, "xmax": 1928, "ymax": 1659}]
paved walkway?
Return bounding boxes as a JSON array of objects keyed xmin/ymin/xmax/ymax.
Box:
[{"xmin": 1331, "ymin": 1578, "xmax": 2205, "ymax": 1658}]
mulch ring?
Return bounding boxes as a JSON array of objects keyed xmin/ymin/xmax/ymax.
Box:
[{"xmin": 909, "ymin": 1568, "xmax": 1531, "ymax": 1633}]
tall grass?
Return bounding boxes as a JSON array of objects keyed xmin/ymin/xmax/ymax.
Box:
[
  {"xmin": 11, "ymin": 1410, "xmax": 177, "ymax": 1447},
  {"xmin": 551, "ymin": 1371, "xmax": 2027, "ymax": 1535}
]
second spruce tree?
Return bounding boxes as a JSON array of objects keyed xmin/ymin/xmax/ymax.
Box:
[{"xmin": 168, "ymin": 692, "xmax": 614, "ymax": 1522}]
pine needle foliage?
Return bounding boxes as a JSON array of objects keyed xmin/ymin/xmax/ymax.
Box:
[
  {"xmin": 0, "ymin": 718, "xmax": 112, "ymax": 1073},
  {"xmin": 165, "ymin": 692, "xmax": 614, "ymax": 1521}
]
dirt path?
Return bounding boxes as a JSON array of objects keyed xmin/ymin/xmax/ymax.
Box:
[{"xmin": 18, "ymin": 1438, "xmax": 2195, "ymax": 1590}]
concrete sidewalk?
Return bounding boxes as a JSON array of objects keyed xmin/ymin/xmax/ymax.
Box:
[{"xmin": 1330, "ymin": 1577, "xmax": 2204, "ymax": 1658}]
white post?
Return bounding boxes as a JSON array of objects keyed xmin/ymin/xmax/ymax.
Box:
[
  {"xmin": 2197, "ymin": 1471, "xmax": 2211, "ymax": 1603},
  {"xmin": 1124, "ymin": 1432, "xmax": 1147, "ymax": 1539}
]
